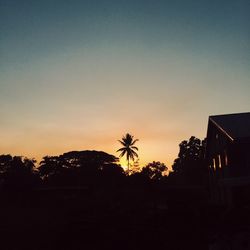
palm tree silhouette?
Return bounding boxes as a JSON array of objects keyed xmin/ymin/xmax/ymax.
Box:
[{"xmin": 117, "ymin": 133, "xmax": 138, "ymax": 173}]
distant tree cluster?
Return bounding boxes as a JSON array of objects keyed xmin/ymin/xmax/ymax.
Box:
[
  {"xmin": 0, "ymin": 136, "xmax": 222, "ymax": 250},
  {"xmin": 170, "ymin": 136, "xmax": 207, "ymax": 185},
  {"xmin": 0, "ymin": 155, "xmax": 40, "ymax": 190},
  {"xmin": 38, "ymin": 150, "xmax": 126, "ymax": 187},
  {"xmin": 0, "ymin": 152, "xmax": 169, "ymax": 189},
  {"xmin": 141, "ymin": 161, "xmax": 168, "ymax": 181},
  {"xmin": 0, "ymin": 135, "xmax": 208, "ymax": 190}
]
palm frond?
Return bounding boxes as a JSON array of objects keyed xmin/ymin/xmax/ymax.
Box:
[
  {"xmin": 118, "ymin": 140, "xmax": 126, "ymax": 146},
  {"xmin": 116, "ymin": 147, "xmax": 126, "ymax": 152},
  {"xmin": 131, "ymin": 139, "xmax": 139, "ymax": 145},
  {"xmin": 131, "ymin": 150, "xmax": 138, "ymax": 158},
  {"xmin": 119, "ymin": 150, "xmax": 126, "ymax": 158},
  {"xmin": 131, "ymin": 146, "xmax": 138, "ymax": 151}
]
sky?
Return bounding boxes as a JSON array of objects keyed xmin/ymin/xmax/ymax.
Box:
[{"xmin": 0, "ymin": 0, "xmax": 249, "ymax": 169}]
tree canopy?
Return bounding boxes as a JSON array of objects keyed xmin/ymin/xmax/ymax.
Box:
[
  {"xmin": 141, "ymin": 161, "xmax": 168, "ymax": 181},
  {"xmin": 0, "ymin": 155, "xmax": 39, "ymax": 189},
  {"xmin": 171, "ymin": 136, "xmax": 207, "ymax": 185},
  {"xmin": 38, "ymin": 150, "xmax": 123, "ymax": 186}
]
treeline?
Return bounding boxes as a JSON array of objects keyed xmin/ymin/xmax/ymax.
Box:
[
  {"xmin": 0, "ymin": 136, "xmax": 247, "ymax": 250},
  {"xmin": 0, "ymin": 151, "xmax": 167, "ymax": 190},
  {"xmin": 0, "ymin": 136, "xmax": 217, "ymax": 250},
  {"xmin": 0, "ymin": 136, "xmax": 207, "ymax": 190}
]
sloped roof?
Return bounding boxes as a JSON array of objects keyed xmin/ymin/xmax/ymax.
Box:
[{"xmin": 209, "ymin": 112, "xmax": 250, "ymax": 141}]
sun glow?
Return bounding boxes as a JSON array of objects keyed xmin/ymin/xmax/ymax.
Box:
[
  {"xmin": 119, "ymin": 158, "xmax": 128, "ymax": 171},
  {"xmin": 118, "ymin": 157, "xmax": 142, "ymax": 173}
]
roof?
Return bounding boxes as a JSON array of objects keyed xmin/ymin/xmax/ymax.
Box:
[{"xmin": 209, "ymin": 112, "xmax": 250, "ymax": 141}]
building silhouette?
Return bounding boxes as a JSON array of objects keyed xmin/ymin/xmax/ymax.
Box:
[{"xmin": 206, "ymin": 112, "xmax": 250, "ymax": 207}]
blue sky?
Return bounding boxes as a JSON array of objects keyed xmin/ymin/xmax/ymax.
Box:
[{"xmin": 0, "ymin": 0, "xmax": 249, "ymax": 167}]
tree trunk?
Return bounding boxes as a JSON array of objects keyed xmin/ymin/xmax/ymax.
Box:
[{"xmin": 128, "ymin": 158, "xmax": 129, "ymax": 174}]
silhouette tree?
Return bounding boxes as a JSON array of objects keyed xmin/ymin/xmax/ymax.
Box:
[
  {"xmin": 38, "ymin": 156, "xmax": 61, "ymax": 180},
  {"xmin": 38, "ymin": 150, "xmax": 121, "ymax": 185},
  {"xmin": 131, "ymin": 158, "xmax": 140, "ymax": 174},
  {"xmin": 117, "ymin": 133, "xmax": 138, "ymax": 174},
  {"xmin": 0, "ymin": 155, "xmax": 39, "ymax": 190},
  {"xmin": 171, "ymin": 136, "xmax": 207, "ymax": 185},
  {"xmin": 0, "ymin": 154, "xmax": 12, "ymax": 176},
  {"xmin": 141, "ymin": 161, "xmax": 167, "ymax": 181}
]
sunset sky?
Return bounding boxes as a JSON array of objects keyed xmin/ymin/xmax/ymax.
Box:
[{"xmin": 0, "ymin": 0, "xmax": 249, "ymax": 168}]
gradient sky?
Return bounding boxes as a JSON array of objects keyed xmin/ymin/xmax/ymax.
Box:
[{"xmin": 0, "ymin": 0, "xmax": 249, "ymax": 168}]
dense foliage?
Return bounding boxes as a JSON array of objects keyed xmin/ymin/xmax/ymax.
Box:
[
  {"xmin": 0, "ymin": 136, "xmax": 208, "ymax": 188},
  {"xmin": 0, "ymin": 137, "xmax": 215, "ymax": 250}
]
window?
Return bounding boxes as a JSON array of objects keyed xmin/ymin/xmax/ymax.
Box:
[
  {"xmin": 224, "ymin": 151, "xmax": 228, "ymax": 166},
  {"xmin": 218, "ymin": 155, "xmax": 222, "ymax": 168}
]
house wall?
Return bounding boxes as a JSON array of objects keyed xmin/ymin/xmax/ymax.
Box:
[
  {"xmin": 206, "ymin": 121, "xmax": 250, "ymax": 207},
  {"xmin": 206, "ymin": 122, "xmax": 232, "ymax": 178},
  {"xmin": 229, "ymin": 143, "xmax": 250, "ymax": 177}
]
